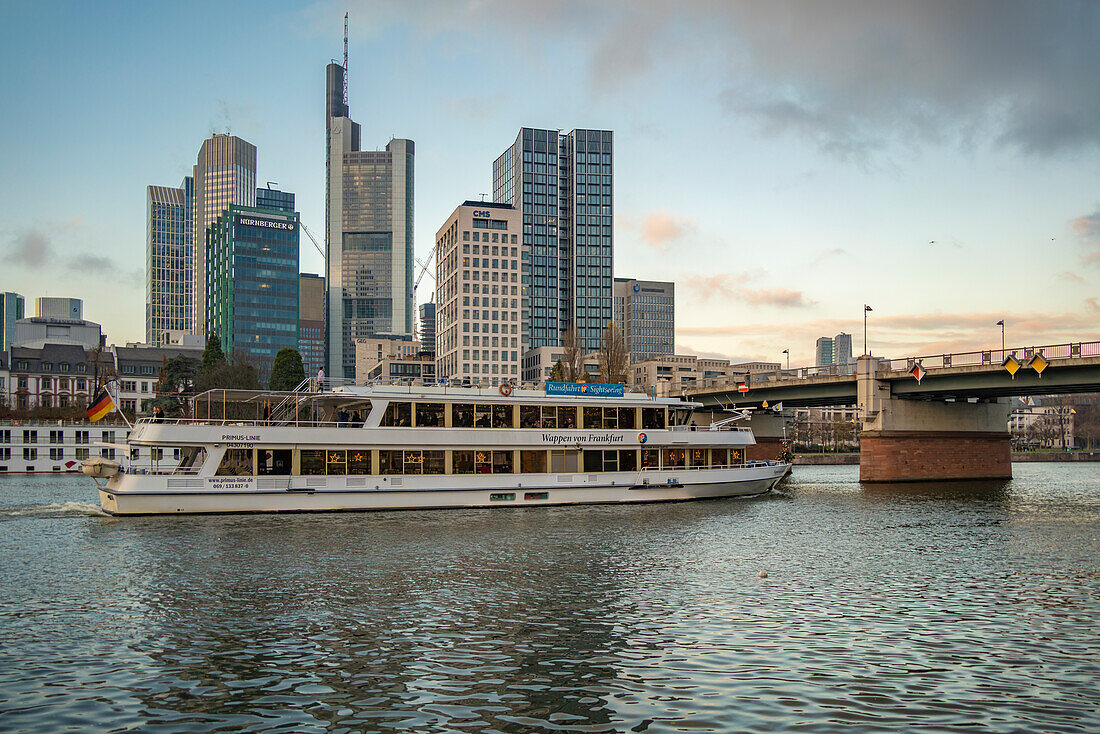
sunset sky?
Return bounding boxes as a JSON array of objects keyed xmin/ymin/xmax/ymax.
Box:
[{"xmin": 1, "ymin": 0, "xmax": 1098, "ymax": 366}]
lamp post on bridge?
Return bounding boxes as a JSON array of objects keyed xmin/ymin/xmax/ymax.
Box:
[
  {"xmin": 863, "ymin": 305, "xmax": 873, "ymax": 356},
  {"xmin": 996, "ymin": 319, "xmax": 1005, "ymax": 360}
]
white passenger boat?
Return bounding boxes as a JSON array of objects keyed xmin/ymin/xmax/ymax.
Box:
[{"xmin": 82, "ymin": 381, "xmax": 789, "ymax": 516}]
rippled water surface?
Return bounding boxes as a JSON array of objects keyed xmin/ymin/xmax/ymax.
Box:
[{"xmin": 1, "ymin": 464, "xmax": 1098, "ymax": 733}]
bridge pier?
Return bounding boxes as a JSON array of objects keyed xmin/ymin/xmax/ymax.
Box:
[{"xmin": 857, "ymin": 356, "xmax": 1011, "ymax": 482}]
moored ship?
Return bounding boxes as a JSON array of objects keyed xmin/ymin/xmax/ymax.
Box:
[{"xmin": 82, "ymin": 381, "xmax": 789, "ymax": 515}]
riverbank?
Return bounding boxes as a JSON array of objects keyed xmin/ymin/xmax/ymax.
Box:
[{"xmin": 794, "ymin": 451, "xmax": 1100, "ymax": 465}]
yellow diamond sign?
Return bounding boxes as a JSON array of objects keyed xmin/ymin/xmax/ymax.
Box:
[
  {"xmin": 1002, "ymin": 355, "xmax": 1021, "ymax": 377},
  {"xmin": 1029, "ymin": 353, "xmax": 1049, "ymax": 377}
]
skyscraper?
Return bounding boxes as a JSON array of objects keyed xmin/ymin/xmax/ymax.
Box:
[
  {"xmin": 1, "ymin": 292, "xmax": 25, "ymax": 352},
  {"xmin": 418, "ymin": 302, "xmax": 436, "ymax": 355},
  {"xmin": 492, "ymin": 127, "xmax": 613, "ymax": 353},
  {"xmin": 192, "ymin": 134, "xmax": 257, "ymax": 334},
  {"xmin": 815, "ymin": 336, "xmax": 835, "ymax": 367},
  {"xmin": 325, "ymin": 61, "xmax": 415, "ymax": 379},
  {"xmin": 298, "ymin": 273, "xmax": 325, "ymax": 376},
  {"xmin": 613, "ymin": 278, "xmax": 675, "ymax": 363},
  {"xmin": 146, "ymin": 181, "xmax": 191, "ymax": 345},
  {"xmin": 833, "ymin": 332, "xmax": 853, "ymax": 366},
  {"xmin": 205, "ymin": 190, "xmax": 299, "ymax": 365}
]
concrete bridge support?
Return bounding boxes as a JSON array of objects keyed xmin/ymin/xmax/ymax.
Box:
[{"xmin": 857, "ymin": 356, "xmax": 1011, "ymax": 482}]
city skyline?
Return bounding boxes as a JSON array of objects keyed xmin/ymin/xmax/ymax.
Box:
[{"xmin": 2, "ymin": 1, "xmax": 1098, "ymax": 366}]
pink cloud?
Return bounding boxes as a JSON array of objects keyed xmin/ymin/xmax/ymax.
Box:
[
  {"xmin": 637, "ymin": 211, "xmax": 694, "ymax": 251},
  {"xmin": 683, "ymin": 272, "xmax": 813, "ymax": 308}
]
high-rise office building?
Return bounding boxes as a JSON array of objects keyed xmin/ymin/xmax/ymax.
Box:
[
  {"xmin": 1, "ymin": 292, "xmax": 25, "ymax": 351},
  {"xmin": 325, "ymin": 60, "xmax": 415, "ymax": 379},
  {"xmin": 434, "ymin": 201, "xmax": 524, "ymax": 385},
  {"xmin": 35, "ymin": 297, "xmax": 82, "ymax": 320},
  {"xmin": 815, "ymin": 336, "xmax": 834, "ymax": 367},
  {"xmin": 205, "ymin": 192, "xmax": 299, "ymax": 365},
  {"xmin": 833, "ymin": 332, "xmax": 853, "ymax": 366},
  {"xmin": 492, "ymin": 127, "xmax": 613, "ymax": 353},
  {"xmin": 418, "ymin": 302, "xmax": 436, "ymax": 355},
  {"xmin": 298, "ymin": 273, "xmax": 325, "ymax": 376},
  {"xmin": 192, "ymin": 134, "xmax": 257, "ymax": 334},
  {"xmin": 613, "ymin": 278, "xmax": 675, "ymax": 363},
  {"xmin": 146, "ymin": 182, "xmax": 192, "ymax": 345}
]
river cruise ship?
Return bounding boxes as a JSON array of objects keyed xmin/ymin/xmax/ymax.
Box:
[{"xmin": 81, "ymin": 381, "xmax": 789, "ymax": 515}]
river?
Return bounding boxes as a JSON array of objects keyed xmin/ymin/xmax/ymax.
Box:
[{"xmin": 1, "ymin": 464, "xmax": 1098, "ymax": 733}]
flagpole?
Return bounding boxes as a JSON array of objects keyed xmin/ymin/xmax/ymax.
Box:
[{"xmin": 106, "ymin": 378, "xmax": 133, "ymax": 429}]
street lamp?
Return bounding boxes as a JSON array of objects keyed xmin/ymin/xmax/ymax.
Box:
[
  {"xmin": 996, "ymin": 319, "xmax": 1005, "ymax": 360},
  {"xmin": 863, "ymin": 305, "xmax": 873, "ymax": 356},
  {"xmin": 782, "ymin": 349, "xmax": 789, "ymax": 370}
]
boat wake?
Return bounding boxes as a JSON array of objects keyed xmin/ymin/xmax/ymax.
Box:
[{"xmin": 1, "ymin": 502, "xmax": 111, "ymax": 519}]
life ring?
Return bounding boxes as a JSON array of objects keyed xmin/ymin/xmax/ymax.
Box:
[{"xmin": 499, "ymin": 382, "xmax": 513, "ymax": 397}]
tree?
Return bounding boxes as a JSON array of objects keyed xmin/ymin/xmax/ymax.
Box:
[
  {"xmin": 157, "ymin": 355, "xmax": 200, "ymax": 395},
  {"xmin": 194, "ymin": 361, "xmax": 259, "ymax": 393},
  {"xmin": 269, "ymin": 348, "xmax": 306, "ymax": 391},
  {"xmin": 88, "ymin": 345, "xmax": 118, "ymax": 400},
  {"xmin": 597, "ymin": 320, "xmax": 629, "ymax": 385},
  {"xmin": 549, "ymin": 359, "xmax": 564, "ymax": 383},
  {"xmin": 202, "ymin": 332, "xmax": 226, "ymax": 370},
  {"xmin": 561, "ymin": 325, "xmax": 584, "ymax": 383}
]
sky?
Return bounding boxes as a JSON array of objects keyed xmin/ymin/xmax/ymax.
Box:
[{"xmin": 1, "ymin": 0, "xmax": 1098, "ymax": 367}]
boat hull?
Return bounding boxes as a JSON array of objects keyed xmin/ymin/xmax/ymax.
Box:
[{"xmin": 96, "ymin": 466, "xmax": 787, "ymax": 515}]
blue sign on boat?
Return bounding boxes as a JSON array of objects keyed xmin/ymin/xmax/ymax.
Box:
[{"xmin": 546, "ymin": 382, "xmax": 625, "ymax": 397}]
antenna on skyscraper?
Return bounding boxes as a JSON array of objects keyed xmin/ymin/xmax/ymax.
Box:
[{"xmin": 343, "ymin": 12, "xmax": 349, "ymax": 107}]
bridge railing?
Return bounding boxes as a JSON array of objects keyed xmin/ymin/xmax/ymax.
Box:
[{"xmin": 878, "ymin": 340, "xmax": 1100, "ymax": 373}]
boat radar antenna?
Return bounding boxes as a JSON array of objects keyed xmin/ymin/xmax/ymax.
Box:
[{"xmin": 343, "ymin": 12, "xmax": 349, "ymax": 107}]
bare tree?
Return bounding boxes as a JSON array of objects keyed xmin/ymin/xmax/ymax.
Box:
[
  {"xmin": 561, "ymin": 325, "xmax": 584, "ymax": 383},
  {"xmin": 597, "ymin": 321, "xmax": 629, "ymax": 385}
]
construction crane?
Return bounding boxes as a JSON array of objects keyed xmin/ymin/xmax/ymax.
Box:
[
  {"xmin": 300, "ymin": 221, "xmax": 324, "ymax": 259},
  {"xmin": 412, "ymin": 251, "xmax": 435, "ymax": 303}
]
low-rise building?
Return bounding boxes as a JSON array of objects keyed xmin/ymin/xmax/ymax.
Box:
[
  {"xmin": 112, "ymin": 344, "xmax": 203, "ymax": 414},
  {"xmin": 363, "ymin": 352, "xmax": 437, "ymax": 384},
  {"xmin": 12, "ymin": 317, "xmax": 105, "ymax": 350},
  {"xmin": 354, "ymin": 335, "xmax": 421, "ymax": 383},
  {"xmin": 6, "ymin": 344, "xmax": 99, "ymax": 410},
  {"xmin": 630, "ymin": 354, "xmax": 745, "ymax": 397}
]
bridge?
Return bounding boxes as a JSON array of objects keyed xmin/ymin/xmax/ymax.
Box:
[{"xmin": 685, "ymin": 341, "xmax": 1100, "ymax": 482}]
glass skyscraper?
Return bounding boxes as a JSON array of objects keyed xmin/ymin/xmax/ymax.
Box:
[
  {"xmin": 205, "ymin": 192, "xmax": 300, "ymax": 365},
  {"xmin": 325, "ymin": 61, "xmax": 415, "ymax": 379},
  {"xmin": 492, "ymin": 128, "xmax": 613, "ymax": 352},
  {"xmin": 146, "ymin": 182, "xmax": 191, "ymax": 345},
  {"xmin": 192, "ymin": 134, "xmax": 257, "ymax": 335},
  {"xmin": 613, "ymin": 278, "xmax": 675, "ymax": 363},
  {"xmin": 1, "ymin": 291, "xmax": 25, "ymax": 352}
]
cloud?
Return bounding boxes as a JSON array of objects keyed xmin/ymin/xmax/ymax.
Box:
[
  {"xmin": 636, "ymin": 211, "xmax": 694, "ymax": 252},
  {"xmin": 682, "ymin": 272, "xmax": 814, "ymax": 308},
  {"xmin": 324, "ymin": 1, "xmax": 1100, "ymax": 159},
  {"xmin": 68, "ymin": 254, "xmax": 114, "ymax": 274},
  {"xmin": 6, "ymin": 226, "xmax": 52, "ymax": 267},
  {"xmin": 1070, "ymin": 209, "xmax": 1100, "ymax": 266},
  {"xmin": 1055, "ymin": 271, "xmax": 1084, "ymax": 283},
  {"xmin": 812, "ymin": 248, "xmax": 846, "ymax": 265}
]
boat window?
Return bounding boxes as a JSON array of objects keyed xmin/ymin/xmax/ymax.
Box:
[
  {"xmin": 582, "ymin": 406, "xmax": 602, "ymax": 429},
  {"xmin": 583, "ymin": 449, "xmax": 636, "ymax": 472},
  {"xmin": 453, "ymin": 450, "xmax": 475, "ymax": 474},
  {"xmin": 452, "ymin": 403, "xmax": 474, "ymax": 427},
  {"xmin": 215, "ymin": 449, "xmax": 252, "ymax": 476},
  {"xmin": 474, "ymin": 404, "xmax": 493, "ymax": 428},
  {"xmin": 641, "ymin": 449, "xmax": 660, "ymax": 469},
  {"xmin": 493, "ymin": 404, "xmax": 514, "ymax": 428},
  {"xmin": 348, "ymin": 450, "xmax": 372, "ymax": 474},
  {"xmin": 416, "ymin": 403, "xmax": 444, "ymax": 427},
  {"xmin": 550, "ymin": 450, "xmax": 579, "ymax": 473},
  {"xmin": 663, "ymin": 448, "xmax": 686, "ymax": 468},
  {"xmin": 619, "ymin": 449, "xmax": 637, "ymax": 471},
  {"xmin": 583, "ymin": 450, "xmax": 605, "ymax": 472},
  {"xmin": 327, "ymin": 450, "xmax": 347, "ymax": 475},
  {"xmin": 424, "ymin": 450, "xmax": 445, "ymax": 474},
  {"xmin": 670, "ymin": 408, "xmax": 694, "ymax": 427},
  {"xmin": 618, "ymin": 408, "xmax": 637, "ymax": 429},
  {"xmin": 381, "ymin": 402, "xmax": 412, "ymax": 427},
  {"xmin": 711, "ymin": 448, "xmax": 728, "ymax": 467},
  {"xmin": 642, "ymin": 408, "xmax": 666, "ymax": 430},
  {"xmin": 379, "ymin": 450, "xmax": 403, "ymax": 475},
  {"xmin": 258, "ymin": 449, "xmax": 292, "ymax": 475},
  {"xmin": 730, "ymin": 449, "xmax": 745, "ymax": 465},
  {"xmin": 520, "ymin": 450, "xmax": 546, "ymax": 473},
  {"xmin": 492, "ymin": 451, "xmax": 514, "ymax": 474},
  {"xmin": 177, "ymin": 447, "xmax": 207, "ymax": 472},
  {"xmin": 558, "ymin": 406, "xmax": 577, "ymax": 429},
  {"xmin": 520, "ymin": 405, "xmax": 540, "ymax": 428},
  {"xmin": 689, "ymin": 449, "xmax": 707, "ymax": 467},
  {"xmin": 300, "ymin": 450, "xmax": 326, "ymax": 475}
]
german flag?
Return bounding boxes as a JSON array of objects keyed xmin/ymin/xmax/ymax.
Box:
[{"xmin": 86, "ymin": 388, "xmax": 114, "ymax": 422}]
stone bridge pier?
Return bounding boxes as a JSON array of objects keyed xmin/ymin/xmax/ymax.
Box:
[{"xmin": 857, "ymin": 355, "xmax": 1012, "ymax": 482}]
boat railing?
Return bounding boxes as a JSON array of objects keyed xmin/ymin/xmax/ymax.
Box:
[
  {"xmin": 638, "ymin": 459, "xmax": 784, "ymax": 472},
  {"xmin": 122, "ymin": 465, "xmax": 205, "ymax": 476},
  {"xmin": 670, "ymin": 424, "xmax": 755, "ymax": 435}
]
